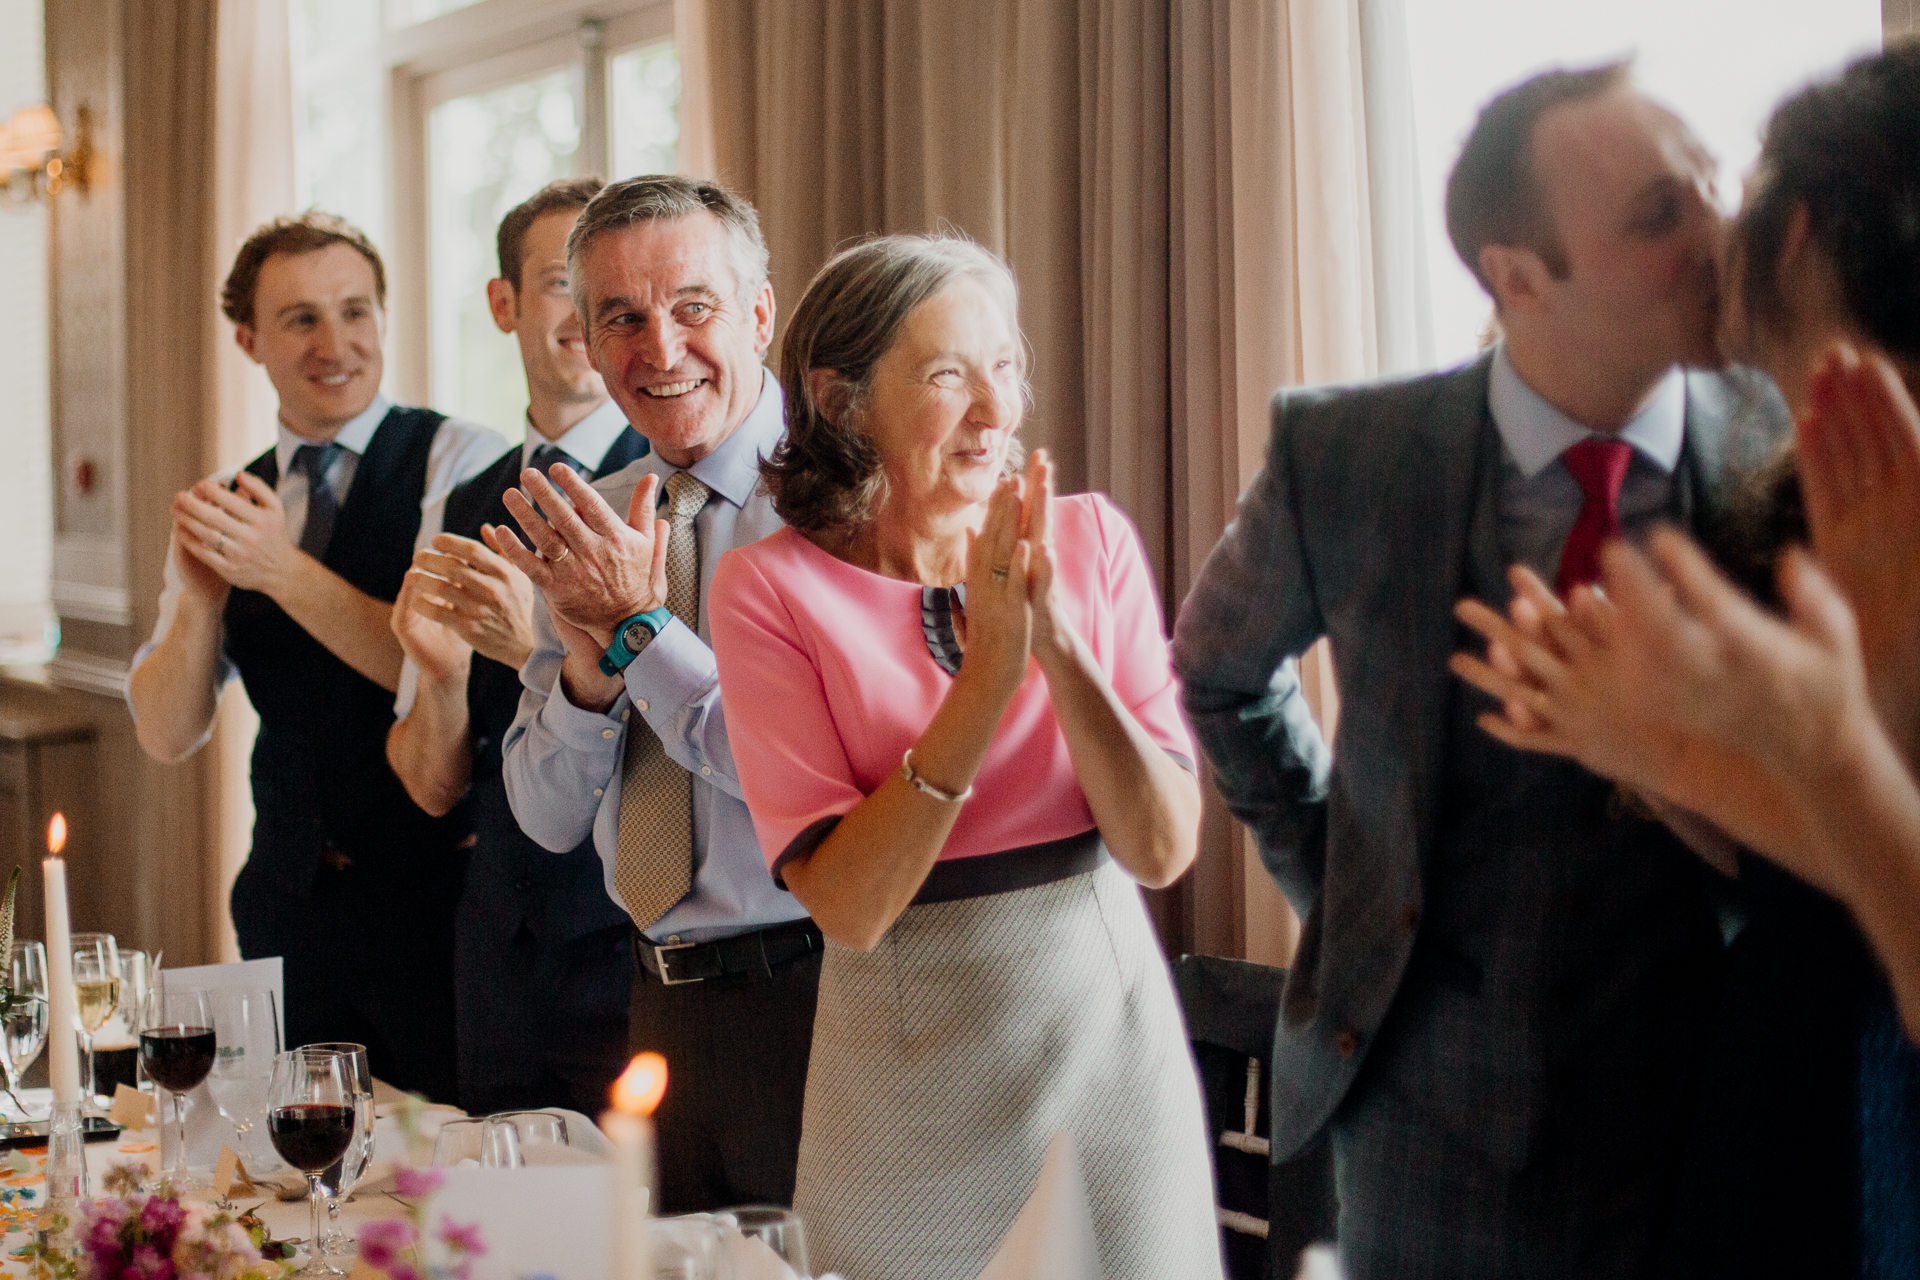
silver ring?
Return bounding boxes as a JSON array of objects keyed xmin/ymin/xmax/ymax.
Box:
[{"xmin": 990, "ymin": 566, "xmax": 1009, "ymax": 583}]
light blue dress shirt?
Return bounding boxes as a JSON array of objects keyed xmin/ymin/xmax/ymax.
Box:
[
  {"xmin": 501, "ymin": 369, "xmax": 807, "ymax": 944},
  {"xmin": 1487, "ymin": 344, "xmax": 1687, "ymax": 582}
]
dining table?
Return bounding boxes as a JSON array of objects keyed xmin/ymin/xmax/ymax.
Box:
[{"xmin": 0, "ymin": 1085, "xmax": 590, "ymax": 1277}]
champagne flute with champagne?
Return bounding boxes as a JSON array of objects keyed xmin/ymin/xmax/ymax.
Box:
[{"xmin": 70, "ymin": 933, "xmax": 119, "ymax": 1115}]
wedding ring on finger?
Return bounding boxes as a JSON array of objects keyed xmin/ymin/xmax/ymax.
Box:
[
  {"xmin": 545, "ymin": 543, "xmax": 572, "ymax": 565},
  {"xmin": 990, "ymin": 566, "xmax": 1010, "ymax": 583},
  {"xmin": 215, "ymin": 534, "xmax": 226, "ymax": 554}
]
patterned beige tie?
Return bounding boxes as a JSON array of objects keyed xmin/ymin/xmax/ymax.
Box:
[{"xmin": 614, "ymin": 470, "xmax": 711, "ymax": 932}]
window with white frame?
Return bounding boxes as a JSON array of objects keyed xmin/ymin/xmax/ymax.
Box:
[
  {"xmin": 1403, "ymin": 0, "xmax": 1885, "ymax": 367},
  {"xmin": 290, "ymin": 0, "xmax": 679, "ymax": 440}
]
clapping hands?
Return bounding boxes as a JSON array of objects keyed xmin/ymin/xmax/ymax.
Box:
[
  {"xmin": 1449, "ymin": 341, "xmax": 1920, "ymax": 905},
  {"xmin": 956, "ymin": 449, "xmax": 1074, "ymax": 703}
]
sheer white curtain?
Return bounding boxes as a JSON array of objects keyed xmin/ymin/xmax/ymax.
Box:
[{"xmin": 207, "ymin": 0, "xmax": 293, "ymax": 961}]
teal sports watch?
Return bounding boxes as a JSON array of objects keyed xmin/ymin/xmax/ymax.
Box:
[{"xmin": 599, "ymin": 606, "xmax": 674, "ymax": 676}]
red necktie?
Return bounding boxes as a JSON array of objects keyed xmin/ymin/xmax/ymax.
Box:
[{"xmin": 1555, "ymin": 437, "xmax": 1634, "ymax": 595}]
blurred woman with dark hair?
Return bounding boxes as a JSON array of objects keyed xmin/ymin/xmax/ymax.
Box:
[{"xmin": 1453, "ymin": 41, "xmax": 1920, "ymax": 1279}]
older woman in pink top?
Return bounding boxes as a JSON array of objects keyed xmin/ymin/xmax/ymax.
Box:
[{"xmin": 708, "ymin": 235, "xmax": 1223, "ymax": 1280}]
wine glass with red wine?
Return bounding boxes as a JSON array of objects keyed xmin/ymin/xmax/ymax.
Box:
[
  {"xmin": 267, "ymin": 1048, "xmax": 357, "ymax": 1276},
  {"xmin": 138, "ymin": 986, "xmax": 214, "ymax": 1191}
]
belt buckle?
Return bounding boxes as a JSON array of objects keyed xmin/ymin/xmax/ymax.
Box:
[{"xmin": 653, "ymin": 939, "xmax": 703, "ymax": 986}]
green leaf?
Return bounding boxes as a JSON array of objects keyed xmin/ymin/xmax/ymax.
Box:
[{"xmin": 0, "ymin": 866, "xmax": 18, "ymax": 971}]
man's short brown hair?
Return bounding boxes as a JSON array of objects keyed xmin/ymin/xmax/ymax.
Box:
[
  {"xmin": 1445, "ymin": 61, "xmax": 1631, "ymax": 296},
  {"xmin": 220, "ymin": 212, "xmax": 386, "ymax": 327},
  {"xmin": 496, "ymin": 177, "xmax": 605, "ymax": 290}
]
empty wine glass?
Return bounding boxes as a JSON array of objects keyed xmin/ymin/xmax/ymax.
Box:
[
  {"xmin": 267, "ymin": 1048, "xmax": 355, "ymax": 1278},
  {"xmin": 430, "ymin": 1117, "xmax": 521, "ymax": 1168},
  {"xmin": 71, "ymin": 932, "xmax": 119, "ymax": 1114},
  {"xmin": 113, "ymin": 951, "xmax": 156, "ymax": 1091},
  {"xmin": 208, "ymin": 990, "xmax": 279, "ymax": 1171},
  {"xmin": 139, "ymin": 985, "xmax": 213, "ymax": 1191},
  {"xmin": 303, "ymin": 1042, "xmax": 372, "ymax": 1271},
  {"xmin": 2, "ymin": 942, "xmax": 48, "ymax": 1121},
  {"xmin": 720, "ymin": 1206, "xmax": 809, "ymax": 1276},
  {"xmin": 489, "ymin": 1109, "xmax": 569, "ymax": 1156}
]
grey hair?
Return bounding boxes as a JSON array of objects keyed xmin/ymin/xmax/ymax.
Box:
[
  {"xmin": 762, "ymin": 233, "xmax": 1029, "ymax": 534},
  {"xmin": 565, "ymin": 174, "xmax": 771, "ymax": 320}
]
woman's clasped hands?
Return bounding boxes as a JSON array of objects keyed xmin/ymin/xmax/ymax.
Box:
[{"xmin": 955, "ymin": 448, "xmax": 1075, "ymax": 704}]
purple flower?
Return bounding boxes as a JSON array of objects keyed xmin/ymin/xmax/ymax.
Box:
[
  {"xmin": 128, "ymin": 1243, "xmax": 174, "ymax": 1280},
  {"xmin": 140, "ymin": 1195, "xmax": 188, "ymax": 1244},
  {"xmin": 357, "ymin": 1218, "xmax": 417, "ymax": 1270},
  {"xmin": 385, "ymin": 1262, "xmax": 423, "ymax": 1280},
  {"xmin": 435, "ymin": 1220, "xmax": 485, "ymax": 1259},
  {"xmin": 393, "ymin": 1167, "xmax": 445, "ymax": 1199}
]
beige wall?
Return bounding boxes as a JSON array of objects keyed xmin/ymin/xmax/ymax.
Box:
[
  {"xmin": 1891, "ymin": 0, "xmax": 1918, "ymax": 39},
  {"xmin": 37, "ymin": 0, "xmax": 221, "ymax": 965}
]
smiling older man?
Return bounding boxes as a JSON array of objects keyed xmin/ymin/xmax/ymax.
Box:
[
  {"xmin": 127, "ymin": 213, "xmax": 503, "ymax": 1103},
  {"xmin": 493, "ymin": 176, "xmax": 815, "ymax": 1211}
]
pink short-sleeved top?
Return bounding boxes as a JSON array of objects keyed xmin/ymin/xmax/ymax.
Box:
[{"xmin": 709, "ymin": 491, "xmax": 1194, "ymax": 870}]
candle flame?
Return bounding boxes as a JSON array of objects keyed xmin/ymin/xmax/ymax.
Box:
[
  {"xmin": 46, "ymin": 813, "xmax": 65, "ymax": 855},
  {"xmin": 611, "ymin": 1052, "xmax": 667, "ymax": 1116}
]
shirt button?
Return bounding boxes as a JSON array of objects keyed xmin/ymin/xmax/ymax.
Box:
[
  {"xmin": 593, "ymin": 787, "xmax": 604, "ymax": 798},
  {"xmin": 1335, "ymin": 1029, "xmax": 1359, "ymax": 1059},
  {"xmin": 700, "ymin": 766, "xmax": 712, "ymax": 777},
  {"xmin": 621, "ymin": 707, "xmax": 631, "ymax": 721},
  {"xmin": 602, "ymin": 728, "xmax": 617, "ymax": 739},
  {"xmin": 634, "ymin": 699, "xmax": 649, "ymax": 713}
]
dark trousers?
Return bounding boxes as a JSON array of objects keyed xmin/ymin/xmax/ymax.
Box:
[
  {"xmin": 232, "ymin": 857, "xmax": 462, "ymax": 1105},
  {"xmin": 455, "ymin": 916, "xmax": 633, "ymax": 1116},
  {"xmin": 628, "ymin": 942, "xmax": 821, "ymax": 1213}
]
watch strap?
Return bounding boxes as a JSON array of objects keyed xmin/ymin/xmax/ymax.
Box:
[{"xmin": 598, "ymin": 606, "xmax": 675, "ymax": 676}]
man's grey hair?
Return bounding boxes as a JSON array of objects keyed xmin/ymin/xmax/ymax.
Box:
[{"xmin": 565, "ymin": 175, "xmax": 771, "ymax": 322}]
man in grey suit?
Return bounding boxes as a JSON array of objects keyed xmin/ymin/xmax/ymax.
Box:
[{"xmin": 1174, "ymin": 65, "xmax": 1785, "ymax": 1278}]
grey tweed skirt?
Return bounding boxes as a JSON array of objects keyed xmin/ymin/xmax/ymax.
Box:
[{"xmin": 793, "ymin": 858, "xmax": 1226, "ymax": 1280}]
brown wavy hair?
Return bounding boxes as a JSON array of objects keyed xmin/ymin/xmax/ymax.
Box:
[
  {"xmin": 220, "ymin": 212, "xmax": 385, "ymax": 328},
  {"xmin": 763, "ymin": 234, "xmax": 1029, "ymax": 535}
]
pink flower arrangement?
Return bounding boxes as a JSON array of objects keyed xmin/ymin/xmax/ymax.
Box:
[{"xmin": 73, "ymin": 1191, "xmax": 272, "ymax": 1280}]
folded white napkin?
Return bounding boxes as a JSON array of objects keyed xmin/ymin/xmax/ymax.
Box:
[{"xmin": 973, "ymin": 1132, "xmax": 1099, "ymax": 1280}]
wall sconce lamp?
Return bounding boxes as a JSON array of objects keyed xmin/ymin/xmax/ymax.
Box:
[{"xmin": 0, "ymin": 103, "xmax": 95, "ymax": 203}]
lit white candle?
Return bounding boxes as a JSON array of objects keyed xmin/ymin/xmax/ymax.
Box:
[
  {"xmin": 604, "ymin": 1052, "xmax": 665, "ymax": 1280},
  {"xmin": 43, "ymin": 814, "xmax": 81, "ymax": 1108}
]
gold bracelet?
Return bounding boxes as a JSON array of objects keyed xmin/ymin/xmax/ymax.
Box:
[{"xmin": 900, "ymin": 749, "xmax": 972, "ymax": 803}]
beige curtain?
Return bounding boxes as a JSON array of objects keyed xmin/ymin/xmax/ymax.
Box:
[
  {"xmin": 678, "ymin": 0, "xmax": 1418, "ymax": 959},
  {"xmin": 205, "ymin": 0, "xmax": 293, "ymax": 962}
]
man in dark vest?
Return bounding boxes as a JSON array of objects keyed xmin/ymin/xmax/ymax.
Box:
[
  {"xmin": 387, "ymin": 179, "xmax": 649, "ymax": 1114},
  {"xmin": 128, "ymin": 214, "xmax": 503, "ymax": 1103}
]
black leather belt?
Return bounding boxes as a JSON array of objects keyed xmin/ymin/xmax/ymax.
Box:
[{"xmin": 637, "ymin": 919, "xmax": 823, "ymax": 986}]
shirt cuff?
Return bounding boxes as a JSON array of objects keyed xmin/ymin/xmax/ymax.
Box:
[
  {"xmin": 541, "ymin": 666, "xmax": 632, "ymax": 752},
  {"xmin": 621, "ymin": 616, "xmax": 715, "ymax": 728}
]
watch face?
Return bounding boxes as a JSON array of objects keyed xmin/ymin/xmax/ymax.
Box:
[{"xmin": 623, "ymin": 620, "xmax": 652, "ymax": 652}]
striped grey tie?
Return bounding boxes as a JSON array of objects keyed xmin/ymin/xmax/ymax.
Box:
[{"xmin": 614, "ymin": 470, "xmax": 711, "ymax": 931}]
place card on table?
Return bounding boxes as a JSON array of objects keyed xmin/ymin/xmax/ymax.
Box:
[
  {"xmin": 212, "ymin": 1143, "xmax": 257, "ymax": 1199},
  {"xmin": 421, "ymin": 1166, "xmax": 610, "ymax": 1280},
  {"xmin": 108, "ymin": 1083, "xmax": 156, "ymax": 1129}
]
